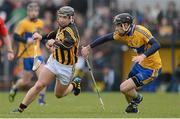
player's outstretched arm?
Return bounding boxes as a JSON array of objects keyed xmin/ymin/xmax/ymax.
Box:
[
  {"xmin": 90, "ymin": 32, "xmax": 114, "ymax": 48},
  {"xmin": 81, "ymin": 32, "xmax": 114, "ymax": 59}
]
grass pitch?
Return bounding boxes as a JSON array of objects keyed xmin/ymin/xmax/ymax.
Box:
[{"xmin": 0, "ymin": 92, "xmax": 180, "ymax": 118}]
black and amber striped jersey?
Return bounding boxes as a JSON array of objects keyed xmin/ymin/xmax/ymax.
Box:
[{"xmin": 42, "ymin": 23, "xmax": 80, "ymax": 65}]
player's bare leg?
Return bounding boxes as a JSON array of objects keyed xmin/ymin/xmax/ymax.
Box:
[
  {"xmin": 13, "ymin": 71, "xmax": 32, "ymax": 88},
  {"xmin": 35, "ymin": 64, "xmax": 44, "ymax": 77},
  {"xmin": 9, "ymin": 71, "xmax": 32, "ymax": 102},
  {"xmin": 54, "ymin": 76, "xmax": 82, "ymax": 98},
  {"xmin": 13, "ymin": 67, "xmax": 55, "ymax": 113},
  {"xmin": 120, "ymin": 78, "xmax": 143, "ymax": 113},
  {"xmin": 124, "ymin": 89, "xmax": 137, "ymax": 103},
  {"xmin": 120, "ymin": 78, "xmax": 139, "ymax": 103},
  {"xmin": 54, "ymin": 80, "xmax": 73, "ymax": 98},
  {"xmin": 120, "ymin": 79, "xmax": 137, "ymax": 96},
  {"xmin": 36, "ymin": 64, "xmax": 47, "ymax": 105},
  {"xmin": 9, "ymin": 64, "xmax": 46, "ymax": 104}
]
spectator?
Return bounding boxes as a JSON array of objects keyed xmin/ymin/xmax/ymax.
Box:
[
  {"xmin": 0, "ymin": 0, "xmax": 14, "ymax": 22},
  {"xmin": 102, "ymin": 65, "xmax": 115, "ymax": 91},
  {"xmin": 158, "ymin": 17, "xmax": 173, "ymax": 37}
]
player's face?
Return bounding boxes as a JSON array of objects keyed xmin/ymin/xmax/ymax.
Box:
[
  {"xmin": 115, "ymin": 23, "xmax": 130, "ymax": 36},
  {"xmin": 27, "ymin": 8, "xmax": 39, "ymax": 21},
  {"xmin": 57, "ymin": 15, "xmax": 71, "ymax": 27}
]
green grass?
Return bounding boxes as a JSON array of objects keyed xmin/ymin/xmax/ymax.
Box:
[{"xmin": 0, "ymin": 92, "xmax": 180, "ymax": 118}]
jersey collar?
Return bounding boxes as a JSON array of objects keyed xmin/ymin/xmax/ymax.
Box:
[{"xmin": 127, "ymin": 24, "xmax": 135, "ymax": 36}]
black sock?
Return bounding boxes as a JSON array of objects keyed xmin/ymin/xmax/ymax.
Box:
[
  {"xmin": 132, "ymin": 94, "xmax": 141, "ymax": 103},
  {"xmin": 18, "ymin": 103, "xmax": 27, "ymax": 112}
]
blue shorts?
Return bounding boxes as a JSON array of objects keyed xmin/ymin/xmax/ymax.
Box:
[
  {"xmin": 128, "ymin": 63, "xmax": 162, "ymax": 87},
  {"xmin": 23, "ymin": 56, "xmax": 44, "ymax": 71}
]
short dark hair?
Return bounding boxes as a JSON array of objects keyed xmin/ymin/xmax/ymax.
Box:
[
  {"xmin": 57, "ymin": 6, "xmax": 74, "ymax": 17},
  {"xmin": 27, "ymin": 2, "xmax": 39, "ymax": 11}
]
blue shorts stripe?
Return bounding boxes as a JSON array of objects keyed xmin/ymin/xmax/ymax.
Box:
[{"xmin": 128, "ymin": 63, "xmax": 161, "ymax": 87}]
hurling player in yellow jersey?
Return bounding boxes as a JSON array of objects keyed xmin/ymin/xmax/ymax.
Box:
[
  {"xmin": 12, "ymin": 6, "xmax": 82, "ymax": 113},
  {"xmin": 9, "ymin": 2, "xmax": 46, "ymax": 105},
  {"xmin": 81, "ymin": 13, "xmax": 162, "ymax": 113}
]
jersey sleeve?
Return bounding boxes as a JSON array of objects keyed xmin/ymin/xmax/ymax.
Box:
[
  {"xmin": 65, "ymin": 26, "xmax": 78, "ymax": 42},
  {"xmin": 53, "ymin": 30, "xmax": 75, "ymax": 50},
  {"xmin": 41, "ymin": 30, "xmax": 57, "ymax": 44},
  {"xmin": 0, "ymin": 17, "xmax": 8, "ymax": 37},
  {"xmin": 90, "ymin": 32, "xmax": 114, "ymax": 48},
  {"xmin": 136, "ymin": 26, "xmax": 154, "ymax": 43},
  {"xmin": 14, "ymin": 21, "xmax": 25, "ymax": 36},
  {"xmin": 113, "ymin": 31, "xmax": 121, "ymax": 41}
]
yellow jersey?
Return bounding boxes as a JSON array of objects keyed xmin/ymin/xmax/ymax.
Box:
[
  {"xmin": 15, "ymin": 17, "xmax": 44, "ymax": 58},
  {"xmin": 113, "ymin": 25, "xmax": 162, "ymax": 70}
]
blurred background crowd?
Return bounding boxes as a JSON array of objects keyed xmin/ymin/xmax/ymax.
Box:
[{"xmin": 0, "ymin": 0, "xmax": 180, "ymax": 92}]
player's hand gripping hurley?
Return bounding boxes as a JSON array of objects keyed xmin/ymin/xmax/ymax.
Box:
[
  {"xmin": 32, "ymin": 39, "xmax": 41, "ymax": 71},
  {"xmin": 86, "ymin": 59, "xmax": 105, "ymax": 111}
]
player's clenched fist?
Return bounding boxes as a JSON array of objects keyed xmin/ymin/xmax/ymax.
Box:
[
  {"xmin": 32, "ymin": 32, "xmax": 42, "ymax": 40},
  {"xmin": 81, "ymin": 45, "xmax": 91, "ymax": 59},
  {"xmin": 46, "ymin": 39, "xmax": 55, "ymax": 52},
  {"xmin": 7, "ymin": 51, "xmax": 14, "ymax": 61},
  {"xmin": 47, "ymin": 39, "xmax": 55, "ymax": 47}
]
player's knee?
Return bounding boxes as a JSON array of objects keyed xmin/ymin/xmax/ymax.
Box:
[
  {"xmin": 34, "ymin": 82, "xmax": 46, "ymax": 91},
  {"xmin": 55, "ymin": 93, "xmax": 64, "ymax": 98},
  {"xmin": 54, "ymin": 90, "xmax": 66, "ymax": 98},
  {"xmin": 22, "ymin": 79, "xmax": 31, "ymax": 86},
  {"xmin": 120, "ymin": 84, "xmax": 127, "ymax": 94}
]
